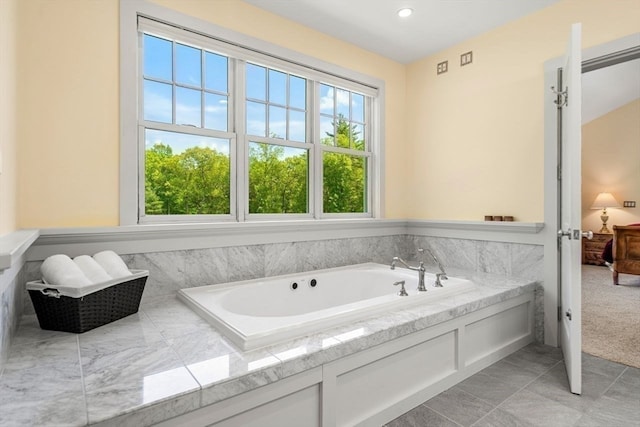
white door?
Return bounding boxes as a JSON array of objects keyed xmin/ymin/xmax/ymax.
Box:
[{"xmin": 558, "ymin": 23, "xmax": 583, "ymax": 395}]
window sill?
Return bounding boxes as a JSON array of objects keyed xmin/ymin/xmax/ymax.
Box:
[
  {"xmin": 28, "ymin": 219, "xmax": 407, "ymax": 261},
  {"xmin": 407, "ymin": 219, "xmax": 545, "ymax": 234},
  {"xmin": 0, "ymin": 229, "xmax": 40, "ymax": 273},
  {"xmin": 25, "ymin": 219, "xmax": 545, "ymax": 261}
]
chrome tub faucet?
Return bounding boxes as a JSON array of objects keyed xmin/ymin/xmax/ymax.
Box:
[
  {"xmin": 391, "ymin": 249, "xmax": 427, "ymax": 292},
  {"xmin": 391, "ymin": 248, "xmax": 449, "ymax": 290}
]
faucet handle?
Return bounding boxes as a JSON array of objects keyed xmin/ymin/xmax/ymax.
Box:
[
  {"xmin": 393, "ymin": 280, "xmax": 408, "ymax": 296},
  {"xmin": 435, "ymin": 273, "xmax": 448, "ymax": 287}
]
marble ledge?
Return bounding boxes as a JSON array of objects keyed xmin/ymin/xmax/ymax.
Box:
[
  {"xmin": 0, "ymin": 269, "xmax": 539, "ymax": 426},
  {"xmin": 0, "ymin": 229, "xmax": 39, "ymax": 273}
]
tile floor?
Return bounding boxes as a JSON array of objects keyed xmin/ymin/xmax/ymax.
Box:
[{"xmin": 385, "ymin": 343, "xmax": 640, "ymax": 427}]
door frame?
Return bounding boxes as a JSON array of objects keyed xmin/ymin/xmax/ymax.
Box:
[{"xmin": 543, "ymin": 32, "xmax": 640, "ymax": 347}]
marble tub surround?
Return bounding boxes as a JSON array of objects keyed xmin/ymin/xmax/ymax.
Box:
[
  {"xmin": 0, "ymin": 263, "xmax": 24, "ymax": 372},
  {"xmin": 20, "ymin": 235, "xmax": 540, "ymax": 319},
  {"xmin": 0, "ymin": 266, "xmax": 538, "ymax": 426},
  {"xmin": 408, "ymin": 236, "xmax": 544, "ymax": 282},
  {"xmin": 21, "ymin": 234, "xmax": 410, "ymax": 315}
]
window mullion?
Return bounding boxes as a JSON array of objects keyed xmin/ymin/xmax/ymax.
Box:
[
  {"xmin": 137, "ymin": 125, "xmax": 146, "ymax": 220},
  {"xmin": 171, "ymin": 41, "xmax": 176, "ymax": 124},
  {"xmin": 312, "ymin": 81, "xmax": 322, "ymax": 219},
  {"xmin": 200, "ymin": 50, "xmax": 205, "ymax": 129},
  {"xmin": 235, "ymin": 59, "xmax": 247, "ymax": 222},
  {"xmin": 137, "ymin": 32, "xmax": 146, "ymax": 222},
  {"xmin": 366, "ymin": 97, "xmax": 373, "ymax": 215}
]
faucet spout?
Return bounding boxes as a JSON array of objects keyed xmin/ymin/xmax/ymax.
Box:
[
  {"xmin": 391, "ymin": 256, "xmax": 415, "ymax": 271},
  {"xmin": 390, "ymin": 256, "xmax": 427, "ymax": 292}
]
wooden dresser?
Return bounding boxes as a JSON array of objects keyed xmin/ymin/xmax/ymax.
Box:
[{"xmin": 582, "ymin": 232, "xmax": 612, "ymax": 265}]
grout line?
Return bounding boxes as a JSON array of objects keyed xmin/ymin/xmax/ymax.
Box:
[
  {"xmin": 77, "ymin": 335, "xmax": 90, "ymax": 425},
  {"xmin": 421, "ymin": 402, "xmax": 465, "ymax": 427},
  {"xmin": 598, "ymin": 366, "xmax": 627, "ymax": 397},
  {"xmin": 472, "ymin": 359, "xmax": 564, "ymax": 426}
]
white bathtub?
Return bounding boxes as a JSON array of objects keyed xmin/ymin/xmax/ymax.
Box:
[{"xmin": 178, "ymin": 263, "xmax": 476, "ymax": 350}]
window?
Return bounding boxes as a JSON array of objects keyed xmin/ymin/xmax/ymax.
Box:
[
  {"xmin": 141, "ymin": 31, "xmax": 233, "ymax": 219},
  {"xmin": 319, "ymin": 84, "xmax": 368, "ymax": 213},
  {"xmin": 128, "ymin": 14, "xmax": 381, "ymax": 224},
  {"xmin": 246, "ymin": 64, "xmax": 309, "ymax": 214}
]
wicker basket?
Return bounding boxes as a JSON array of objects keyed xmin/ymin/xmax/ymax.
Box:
[{"xmin": 27, "ymin": 270, "xmax": 148, "ymax": 333}]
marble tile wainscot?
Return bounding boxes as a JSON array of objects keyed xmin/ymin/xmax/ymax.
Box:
[
  {"xmin": 21, "ymin": 235, "xmax": 412, "ymax": 313},
  {"xmin": 0, "ymin": 230, "xmax": 39, "ymax": 372},
  {"xmin": 0, "ymin": 266, "xmax": 539, "ymax": 426},
  {"xmin": 21, "ymin": 235, "xmax": 544, "ymax": 345}
]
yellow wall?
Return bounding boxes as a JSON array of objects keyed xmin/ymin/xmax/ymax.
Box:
[
  {"xmin": 13, "ymin": 0, "xmax": 640, "ymax": 228},
  {"xmin": 0, "ymin": 0, "xmax": 18, "ymax": 235},
  {"xmin": 15, "ymin": 0, "xmax": 407, "ymax": 227},
  {"xmin": 17, "ymin": 0, "xmax": 120, "ymax": 227},
  {"xmin": 582, "ymin": 99, "xmax": 640, "ymax": 232},
  {"xmin": 405, "ymin": 0, "xmax": 640, "ymax": 222}
]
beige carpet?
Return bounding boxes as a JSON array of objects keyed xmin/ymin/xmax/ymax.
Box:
[{"xmin": 582, "ymin": 264, "xmax": 640, "ymax": 368}]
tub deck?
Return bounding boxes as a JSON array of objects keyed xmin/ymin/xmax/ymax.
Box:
[
  {"xmin": 179, "ymin": 263, "xmax": 477, "ymax": 351},
  {"xmin": 0, "ymin": 267, "xmax": 539, "ymax": 426}
]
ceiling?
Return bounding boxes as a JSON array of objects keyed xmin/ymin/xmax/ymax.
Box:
[
  {"xmin": 242, "ymin": 0, "xmax": 639, "ymax": 122},
  {"xmin": 242, "ymin": 0, "xmax": 561, "ymax": 64},
  {"xmin": 582, "ymin": 58, "xmax": 640, "ymax": 124}
]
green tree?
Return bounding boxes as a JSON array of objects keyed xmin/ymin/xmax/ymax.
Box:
[
  {"xmin": 249, "ymin": 143, "xmax": 307, "ymax": 213},
  {"xmin": 324, "ymin": 114, "xmax": 364, "ymax": 150},
  {"xmin": 179, "ymin": 146, "xmax": 231, "ymax": 214},
  {"xmin": 145, "ymin": 143, "xmax": 182, "ymax": 215},
  {"xmin": 145, "ymin": 143, "xmax": 230, "ymax": 215},
  {"xmin": 323, "ymin": 152, "xmax": 365, "ymax": 213},
  {"xmin": 321, "ymin": 115, "xmax": 366, "ymax": 213},
  {"xmin": 145, "ymin": 113, "xmax": 366, "ymax": 216}
]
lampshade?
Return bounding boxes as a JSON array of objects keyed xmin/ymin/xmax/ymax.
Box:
[{"xmin": 590, "ymin": 192, "xmax": 621, "ymax": 209}]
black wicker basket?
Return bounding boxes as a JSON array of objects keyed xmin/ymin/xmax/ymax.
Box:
[{"xmin": 27, "ymin": 270, "xmax": 148, "ymax": 333}]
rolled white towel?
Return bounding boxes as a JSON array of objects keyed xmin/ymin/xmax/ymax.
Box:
[
  {"xmin": 41, "ymin": 254, "xmax": 92, "ymax": 288},
  {"xmin": 93, "ymin": 250, "xmax": 132, "ymax": 279},
  {"xmin": 73, "ymin": 255, "xmax": 112, "ymax": 284}
]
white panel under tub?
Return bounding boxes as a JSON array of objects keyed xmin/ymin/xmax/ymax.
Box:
[
  {"xmin": 335, "ymin": 331, "xmax": 456, "ymax": 427},
  {"xmin": 464, "ymin": 300, "xmax": 532, "ymax": 366},
  {"xmin": 212, "ymin": 384, "xmax": 321, "ymax": 427}
]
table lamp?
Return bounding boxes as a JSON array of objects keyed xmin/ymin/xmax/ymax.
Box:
[{"xmin": 590, "ymin": 192, "xmax": 621, "ymax": 233}]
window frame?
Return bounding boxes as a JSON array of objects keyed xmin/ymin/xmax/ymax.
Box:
[{"xmin": 120, "ymin": 0, "xmax": 384, "ymax": 226}]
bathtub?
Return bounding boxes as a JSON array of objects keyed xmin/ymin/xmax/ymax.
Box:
[{"xmin": 178, "ymin": 263, "xmax": 476, "ymax": 350}]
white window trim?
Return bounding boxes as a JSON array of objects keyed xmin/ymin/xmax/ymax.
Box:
[{"xmin": 120, "ymin": 0, "xmax": 385, "ymax": 226}]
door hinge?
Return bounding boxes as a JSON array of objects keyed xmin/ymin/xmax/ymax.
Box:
[
  {"xmin": 551, "ymin": 86, "xmax": 568, "ymax": 108},
  {"xmin": 557, "ymin": 165, "xmax": 562, "ymax": 181}
]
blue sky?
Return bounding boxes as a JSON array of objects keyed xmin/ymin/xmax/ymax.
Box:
[{"xmin": 142, "ymin": 33, "xmax": 365, "ymax": 152}]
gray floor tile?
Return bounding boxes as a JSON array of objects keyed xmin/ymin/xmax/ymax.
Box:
[
  {"xmin": 578, "ymin": 395, "xmax": 640, "ymax": 427},
  {"xmin": 519, "ymin": 343, "xmax": 564, "ymax": 361},
  {"xmin": 456, "ymin": 372, "xmax": 520, "ymax": 406},
  {"xmin": 387, "ymin": 346, "xmax": 637, "ymax": 427},
  {"xmin": 473, "ymin": 408, "xmax": 537, "ymax": 427},
  {"xmin": 425, "ymin": 387, "xmax": 494, "ymax": 427},
  {"xmin": 604, "ymin": 366, "xmax": 640, "ymax": 403},
  {"xmin": 501, "ymin": 348, "xmax": 560, "ymax": 375},
  {"xmin": 582, "ymin": 352, "xmax": 627, "ymax": 380},
  {"xmin": 618, "ymin": 366, "xmax": 640, "ymax": 386},
  {"xmin": 498, "ymin": 389, "xmax": 583, "ymax": 427},
  {"xmin": 386, "ymin": 404, "xmax": 460, "ymax": 427},
  {"xmin": 524, "ymin": 362, "xmax": 618, "ymax": 412},
  {"xmin": 480, "ymin": 359, "xmax": 541, "ymax": 389}
]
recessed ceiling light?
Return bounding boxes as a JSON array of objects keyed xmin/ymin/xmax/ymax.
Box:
[{"xmin": 397, "ymin": 8, "xmax": 413, "ymax": 18}]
